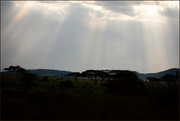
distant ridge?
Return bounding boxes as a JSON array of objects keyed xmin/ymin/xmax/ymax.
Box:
[
  {"xmin": 26, "ymin": 69, "xmax": 73, "ymax": 77},
  {"xmin": 2, "ymin": 68, "xmax": 179, "ymax": 81},
  {"xmin": 136, "ymin": 68, "xmax": 179, "ymax": 81},
  {"xmin": 2, "ymin": 69, "xmax": 73, "ymax": 77}
]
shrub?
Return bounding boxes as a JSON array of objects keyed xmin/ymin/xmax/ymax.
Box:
[
  {"xmin": 105, "ymin": 71, "xmax": 145, "ymax": 95},
  {"xmin": 81, "ymin": 83, "xmax": 92, "ymax": 88},
  {"xmin": 40, "ymin": 76, "xmax": 49, "ymax": 82},
  {"xmin": 59, "ymin": 80, "xmax": 74, "ymax": 89}
]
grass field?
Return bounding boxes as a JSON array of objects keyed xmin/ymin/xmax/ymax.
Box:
[{"xmin": 1, "ymin": 73, "xmax": 179, "ymax": 120}]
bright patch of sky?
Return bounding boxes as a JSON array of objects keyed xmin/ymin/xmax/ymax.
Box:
[{"xmin": 1, "ymin": 1, "xmax": 179, "ymax": 73}]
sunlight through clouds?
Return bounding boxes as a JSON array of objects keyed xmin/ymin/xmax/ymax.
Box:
[
  {"xmin": 1, "ymin": 1, "xmax": 179, "ymax": 73},
  {"xmin": 3, "ymin": 1, "xmax": 35, "ymax": 36}
]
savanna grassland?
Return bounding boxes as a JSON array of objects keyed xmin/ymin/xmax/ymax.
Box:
[{"xmin": 1, "ymin": 73, "xmax": 179, "ymax": 120}]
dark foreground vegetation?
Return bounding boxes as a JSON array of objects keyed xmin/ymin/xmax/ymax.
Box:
[{"xmin": 1, "ymin": 65, "xmax": 179, "ymax": 120}]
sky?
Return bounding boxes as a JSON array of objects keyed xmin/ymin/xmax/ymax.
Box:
[{"xmin": 1, "ymin": 1, "xmax": 179, "ymax": 73}]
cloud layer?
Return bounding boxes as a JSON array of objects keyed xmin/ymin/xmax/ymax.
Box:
[{"xmin": 1, "ymin": 1, "xmax": 179, "ymax": 73}]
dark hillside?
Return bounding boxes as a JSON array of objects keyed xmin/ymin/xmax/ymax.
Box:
[
  {"xmin": 136, "ymin": 68, "xmax": 179, "ymax": 81},
  {"xmin": 2, "ymin": 69, "xmax": 73, "ymax": 77}
]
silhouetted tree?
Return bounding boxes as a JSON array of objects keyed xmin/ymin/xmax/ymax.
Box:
[
  {"xmin": 3, "ymin": 65, "xmax": 38, "ymax": 93},
  {"xmin": 146, "ymin": 77, "xmax": 162, "ymax": 87},
  {"xmin": 82, "ymin": 70, "xmax": 109, "ymax": 86},
  {"xmin": 65, "ymin": 72, "xmax": 81, "ymax": 83},
  {"xmin": 105, "ymin": 70, "xmax": 145, "ymax": 95},
  {"xmin": 98, "ymin": 71, "xmax": 110, "ymax": 86},
  {"xmin": 3, "ymin": 65, "xmax": 26, "ymax": 80},
  {"xmin": 161, "ymin": 74, "xmax": 177, "ymax": 86}
]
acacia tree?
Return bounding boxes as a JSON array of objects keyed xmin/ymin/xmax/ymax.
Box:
[
  {"xmin": 3, "ymin": 65, "xmax": 38, "ymax": 92},
  {"xmin": 146, "ymin": 77, "xmax": 162, "ymax": 87},
  {"xmin": 3, "ymin": 65, "xmax": 26, "ymax": 80},
  {"xmin": 65, "ymin": 72, "xmax": 81, "ymax": 83},
  {"xmin": 105, "ymin": 70, "xmax": 145, "ymax": 95},
  {"xmin": 98, "ymin": 71, "xmax": 110, "ymax": 85},
  {"xmin": 161, "ymin": 74, "xmax": 177, "ymax": 86},
  {"xmin": 82, "ymin": 70, "xmax": 109, "ymax": 86}
]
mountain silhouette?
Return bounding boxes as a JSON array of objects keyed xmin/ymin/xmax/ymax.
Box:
[
  {"xmin": 136, "ymin": 68, "xmax": 179, "ymax": 81},
  {"xmin": 2, "ymin": 69, "xmax": 73, "ymax": 77},
  {"xmin": 2, "ymin": 68, "xmax": 179, "ymax": 81}
]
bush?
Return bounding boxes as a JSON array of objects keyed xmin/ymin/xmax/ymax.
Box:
[
  {"xmin": 105, "ymin": 71, "xmax": 145, "ymax": 95},
  {"xmin": 59, "ymin": 80, "xmax": 74, "ymax": 89},
  {"xmin": 40, "ymin": 76, "xmax": 49, "ymax": 82}
]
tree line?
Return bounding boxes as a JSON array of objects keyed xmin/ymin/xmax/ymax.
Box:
[
  {"xmin": 3, "ymin": 65, "xmax": 179, "ymax": 95},
  {"xmin": 146, "ymin": 72, "xmax": 179, "ymax": 87}
]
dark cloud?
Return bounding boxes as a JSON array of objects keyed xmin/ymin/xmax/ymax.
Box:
[
  {"xmin": 159, "ymin": 7, "xmax": 179, "ymax": 19},
  {"xmin": 1, "ymin": 1, "xmax": 16, "ymax": 30},
  {"xmin": 1, "ymin": 1, "xmax": 15, "ymax": 10},
  {"xmin": 95, "ymin": 1, "xmax": 137, "ymax": 16}
]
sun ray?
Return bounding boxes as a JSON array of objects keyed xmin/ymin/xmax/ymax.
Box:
[
  {"xmin": 3, "ymin": 2, "xmax": 36, "ymax": 36},
  {"xmin": 143, "ymin": 16, "xmax": 171, "ymax": 72},
  {"xmin": 1, "ymin": 1, "xmax": 178, "ymax": 72}
]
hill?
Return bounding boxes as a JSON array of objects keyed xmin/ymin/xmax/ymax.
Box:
[
  {"xmin": 136, "ymin": 68, "xmax": 179, "ymax": 81},
  {"xmin": 2, "ymin": 69, "xmax": 73, "ymax": 77},
  {"xmin": 2, "ymin": 68, "xmax": 179, "ymax": 81}
]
